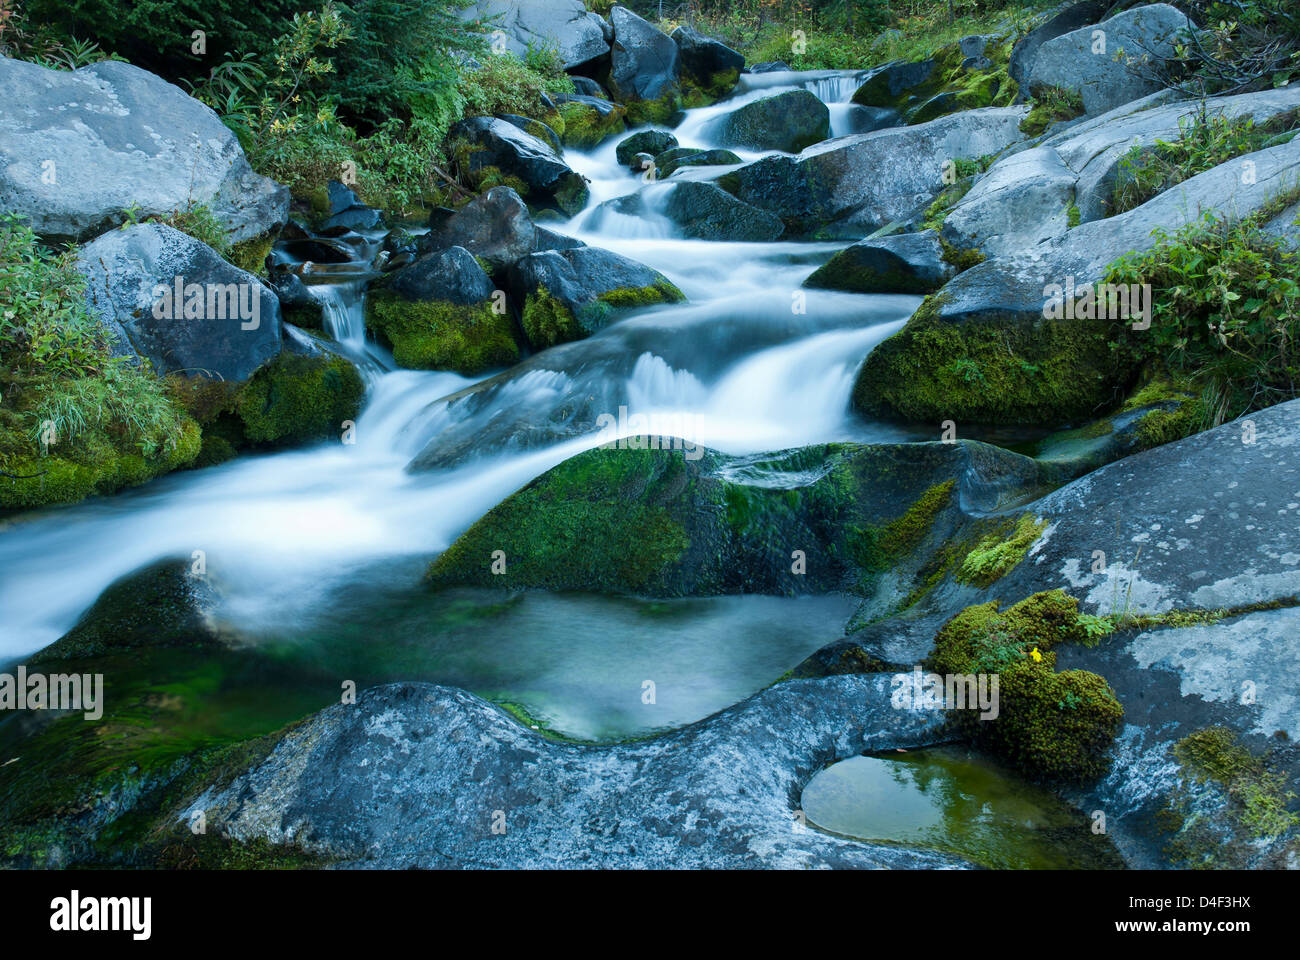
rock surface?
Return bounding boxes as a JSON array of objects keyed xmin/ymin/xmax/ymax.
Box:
[
  {"xmin": 449, "ymin": 117, "xmax": 589, "ymax": 215},
  {"xmin": 193, "ymin": 678, "xmax": 964, "ymax": 868},
  {"xmin": 459, "ymin": 0, "xmax": 610, "ymax": 69},
  {"xmin": 76, "ymin": 223, "xmax": 282, "ymax": 383},
  {"xmin": 0, "ymin": 58, "xmax": 287, "ymax": 244},
  {"xmin": 716, "ymin": 90, "xmax": 830, "ymax": 153},
  {"xmin": 607, "ymin": 6, "xmax": 681, "ymax": 114},
  {"xmin": 805, "ymin": 230, "xmax": 955, "ymax": 293},
  {"xmin": 425, "ymin": 186, "xmax": 536, "ymax": 270}
]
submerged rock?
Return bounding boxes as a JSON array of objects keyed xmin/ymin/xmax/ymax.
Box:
[
  {"xmin": 0, "ymin": 58, "xmax": 287, "ymax": 244},
  {"xmin": 716, "ymin": 89, "xmax": 830, "ymax": 153},
  {"xmin": 655, "ymin": 146, "xmax": 742, "ymax": 178}
]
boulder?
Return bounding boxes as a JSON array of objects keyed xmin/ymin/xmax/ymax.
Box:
[
  {"xmin": 365, "ymin": 246, "xmax": 519, "ymax": 374},
  {"xmin": 458, "ymin": 0, "xmax": 610, "ymax": 69},
  {"xmin": 1024, "ymin": 4, "xmax": 1197, "ymax": 115},
  {"xmin": 939, "ymin": 86, "xmax": 1300, "ymax": 257},
  {"xmin": 805, "ymin": 230, "xmax": 955, "ymax": 294},
  {"xmin": 850, "ymin": 39, "xmax": 1019, "ymax": 126},
  {"xmin": 326, "ymin": 180, "xmax": 363, "ymax": 216},
  {"xmin": 854, "ymin": 134, "xmax": 1300, "ymax": 427},
  {"xmin": 496, "ymin": 114, "xmax": 563, "ymax": 153},
  {"xmin": 508, "ymin": 247, "xmax": 684, "ymax": 350},
  {"xmin": 554, "ymin": 94, "xmax": 628, "ymax": 149},
  {"xmin": 607, "ymin": 6, "xmax": 681, "ymax": 123},
  {"xmin": 194, "ymin": 678, "xmax": 963, "ymax": 868},
  {"xmin": 671, "ymin": 24, "xmax": 744, "ymax": 100},
  {"xmin": 616, "ymin": 129, "xmax": 678, "ymax": 167},
  {"xmin": 721, "ymin": 106, "xmax": 1029, "ymax": 238},
  {"xmin": 448, "ymin": 117, "xmax": 589, "ymax": 215},
  {"xmin": 0, "ymin": 58, "xmax": 288, "ymax": 245},
  {"xmin": 76, "ymin": 223, "xmax": 282, "ymax": 383},
  {"xmin": 571, "ymin": 76, "xmax": 607, "ymax": 98},
  {"xmin": 424, "ymin": 186, "xmax": 536, "ymax": 270},
  {"xmin": 716, "ymin": 90, "xmax": 830, "ymax": 153},
  {"xmin": 662, "ymin": 181, "xmax": 784, "ymax": 241},
  {"xmin": 266, "ymin": 271, "xmax": 325, "ymax": 330},
  {"xmin": 656, "ymin": 147, "xmax": 741, "ymax": 178},
  {"xmin": 1008, "ymin": 0, "xmax": 1113, "ymax": 97}
]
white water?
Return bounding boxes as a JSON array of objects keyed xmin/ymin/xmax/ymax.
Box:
[{"xmin": 0, "ymin": 72, "xmax": 918, "ymax": 658}]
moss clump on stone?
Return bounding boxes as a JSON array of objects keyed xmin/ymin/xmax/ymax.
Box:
[
  {"xmin": 521, "ymin": 282, "xmax": 684, "ymax": 351},
  {"xmin": 1019, "ymin": 85, "xmax": 1085, "ymax": 137},
  {"xmin": 1172, "ymin": 727, "xmax": 1299, "ymax": 840},
  {"xmin": 558, "ymin": 100, "xmax": 628, "ymax": 149},
  {"xmin": 853, "ymin": 40, "xmax": 1017, "ymax": 124},
  {"xmin": 521, "ymin": 286, "xmax": 582, "ymax": 350},
  {"xmin": 938, "ymin": 237, "xmax": 986, "ymax": 271},
  {"xmin": 928, "ymin": 590, "xmax": 1123, "ymax": 782},
  {"xmin": 853, "ymin": 294, "xmax": 1121, "ymax": 426},
  {"xmin": 234, "ymin": 353, "xmax": 365, "ymax": 445},
  {"xmin": 365, "ymin": 290, "xmax": 520, "ymax": 374},
  {"xmin": 1122, "ymin": 373, "xmax": 1207, "ymax": 451},
  {"xmin": 956, "ymin": 514, "xmax": 1047, "ymax": 587},
  {"xmin": 229, "ymin": 232, "xmax": 275, "ymax": 277},
  {"xmin": 426, "ymin": 445, "xmax": 695, "ymax": 595},
  {"xmin": 848, "ymin": 480, "xmax": 955, "ymax": 577}
]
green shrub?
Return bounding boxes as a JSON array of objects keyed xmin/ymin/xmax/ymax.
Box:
[
  {"xmin": 1108, "ymin": 209, "xmax": 1300, "ymax": 427},
  {"xmin": 460, "ymin": 50, "xmax": 574, "ymax": 121}
]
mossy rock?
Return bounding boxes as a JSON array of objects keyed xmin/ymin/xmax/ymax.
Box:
[
  {"xmin": 557, "ymin": 99, "xmax": 628, "ymax": 150},
  {"xmin": 852, "ymin": 40, "xmax": 1017, "ymax": 125},
  {"xmin": 365, "ymin": 289, "xmax": 520, "ymax": 375},
  {"xmin": 928, "ymin": 590, "xmax": 1123, "ymax": 782},
  {"xmin": 234, "ymin": 353, "xmax": 364, "ymax": 445},
  {"xmin": 853, "ymin": 294, "xmax": 1123, "ymax": 427},
  {"xmin": 229, "ymin": 231, "xmax": 276, "ymax": 278}
]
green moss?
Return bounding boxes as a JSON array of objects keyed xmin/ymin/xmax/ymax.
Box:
[
  {"xmin": 623, "ymin": 93, "xmax": 682, "ymax": 127},
  {"xmin": 521, "ymin": 286, "xmax": 581, "ymax": 350},
  {"xmin": 426, "ymin": 445, "xmax": 693, "ymax": 595},
  {"xmin": 234, "ymin": 353, "xmax": 364, "ymax": 445},
  {"xmin": 365, "ymin": 290, "xmax": 520, "ymax": 374},
  {"xmin": 928, "ymin": 590, "xmax": 1124, "ymax": 782},
  {"xmin": 852, "ymin": 40, "xmax": 1016, "ymax": 125},
  {"xmin": 597, "ymin": 281, "xmax": 685, "ymax": 309},
  {"xmin": 939, "ymin": 237, "xmax": 986, "ymax": 271},
  {"xmin": 1066, "ymin": 203, "xmax": 1081, "ymax": 229},
  {"xmin": 557, "ymin": 99, "xmax": 628, "ymax": 150},
  {"xmin": 229, "ymin": 232, "xmax": 275, "ymax": 278},
  {"xmin": 956, "ymin": 514, "xmax": 1047, "ymax": 587},
  {"xmin": 1172, "ymin": 727, "xmax": 1299, "ymax": 840},
  {"xmin": 1019, "ymin": 85, "xmax": 1085, "ymax": 137},
  {"xmin": 854, "ymin": 294, "xmax": 1122, "ymax": 426},
  {"xmin": 848, "ymin": 480, "xmax": 955, "ymax": 579}
]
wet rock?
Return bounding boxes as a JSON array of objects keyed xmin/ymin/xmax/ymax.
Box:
[
  {"xmin": 32, "ymin": 560, "xmax": 223, "ymax": 664},
  {"xmin": 448, "ymin": 117, "xmax": 590, "ymax": 215},
  {"xmin": 496, "ymin": 114, "xmax": 563, "ymax": 153},
  {"xmin": 326, "ymin": 180, "xmax": 363, "ymax": 216},
  {"xmin": 616, "ymin": 129, "xmax": 678, "ymax": 167},
  {"xmin": 194, "ymin": 677, "xmax": 963, "ymax": 868},
  {"xmin": 662, "ymin": 181, "xmax": 784, "ymax": 241},
  {"xmin": 0, "ymin": 59, "xmax": 287, "ymax": 244},
  {"xmin": 671, "ymin": 24, "xmax": 744, "ymax": 100},
  {"xmin": 508, "ymin": 246, "xmax": 684, "ymax": 350},
  {"xmin": 76, "ymin": 223, "xmax": 282, "ymax": 383},
  {"xmin": 607, "ymin": 6, "xmax": 682, "ymax": 123},
  {"xmin": 266, "ymin": 271, "xmax": 325, "ymax": 330},
  {"xmin": 424, "ymin": 186, "xmax": 536, "ymax": 270},
  {"xmin": 805, "ymin": 230, "xmax": 954, "ymax": 294},
  {"xmin": 722, "ymin": 106, "xmax": 1028, "ymax": 237},
  {"xmin": 749, "ymin": 61, "xmax": 791, "ymax": 73},
  {"xmin": 571, "ymin": 76, "xmax": 607, "ymax": 98},
  {"xmin": 657, "ymin": 147, "xmax": 742, "ymax": 178},
  {"xmin": 717, "ymin": 89, "xmax": 830, "ymax": 153},
  {"xmin": 1024, "ymin": 4, "xmax": 1197, "ymax": 115}
]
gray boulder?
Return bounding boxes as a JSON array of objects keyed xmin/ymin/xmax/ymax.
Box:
[
  {"xmin": 722, "ymin": 106, "xmax": 1029, "ymax": 237},
  {"xmin": 425, "ymin": 186, "xmax": 536, "ymax": 270},
  {"xmin": 663, "ymin": 181, "xmax": 784, "ymax": 241},
  {"xmin": 805, "ymin": 230, "xmax": 955, "ymax": 293},
  {"xmin": 716, "ymin": 89, "xmax": 830, "ymax": 153},
  {"xmin": 458, "ymin": 0, "xmax": 610, "ymax": 69},
  {"xmin": 382, "ymin": 246, "xmax": 496, "ymax": 304},
  {"xmin": 940, "ymin": 86, "xmax": 1300, "ymax": 257},
  {"xmin": 76, "ymin": 223, "xmax": 282, "ymax": 383},
  {"xmin": 448, "ymin": 117, "xmax": 589, "ymax": 215},
  {"xmin": 496, "ymin": 114, "xmax": 563, "ymax": 153},
  {"xmin": 193, "ymin": 677, "xmax": 963, "ymax": 868},
  {"xmin": 0, "ymin": 58, "xmax": 288, "ymax": 245},
  {"xmin": 1024, "ymin": 3, "xmax": 1197, "ymax": 115},
  {"xmin": 1008, "ymin": 0, "xmax": 1113, "ymax": 97},
  {"xmin": 656, "ymin": 147, "xmax": 742, "ymax": 178},
  {"xmin": 607, "ymin": 6, "xmax": 681, "ymax": 114},
  {"xmin": 671, "ymin": 24, "xmax": 745, "ymax": 99},
  {"xmin": 616, "ymin": 129, "xmax": 678, "ymax": 167},
  {"xmin": 855, "ymin": 134, "xmax": 1300, "ymax": 426}
]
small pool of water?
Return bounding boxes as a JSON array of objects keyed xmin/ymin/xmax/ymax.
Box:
[{"xmin": 800, "ymin": 747, "xmax": 1124, "ymax": 869}]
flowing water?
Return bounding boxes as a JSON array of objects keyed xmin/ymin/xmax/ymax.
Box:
[{"xmin": 1, "ymin": 71, "xmax": 921, "ymax": 739}]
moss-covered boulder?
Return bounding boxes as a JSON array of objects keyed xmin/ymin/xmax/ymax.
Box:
[
  {"xmin": 717, "ymin": 90, "xmax": 830, "ymax": 153},
  {"xmin": 852, "ymin": 39, "xmax": 1017, "ymax": 125},
  {"xmin": 508, "ymin": 245, "xmax": 684, "ymax": 350},
  {"xmin": 31, "ymin": 560, "xmax": 223, "ymax": 664},
  {"xmin": 616, "ymin": 129, "xmax": 678, "ymax": 167},
  {"xmin": 852, "ymin": 293, "xmax": 1120, "ymax": 427},
  {"xmin": 605, "ymin": 6, "xmax": 684, "ymax": 125},
  {"xmin": 555, "ymin": 94, "xmax": 628, "ymax": 150},
  {"xmin": 805, "ymin": 230, "xmax": 955, "ymax": 294},
  {"xmin": 671, "ymin": 25, "xmax": 744, "ymax": 103},
  {"xmin": 448, "ymin": 116, "xmax": 590, "ymax": 215},
  {"xmin": 427, "ymin": 438, "xmax": 1051, "ymax": 600}
]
